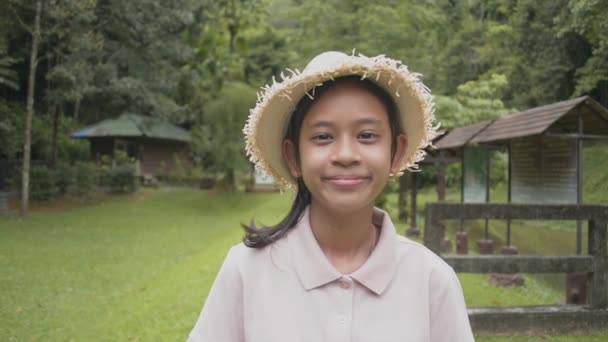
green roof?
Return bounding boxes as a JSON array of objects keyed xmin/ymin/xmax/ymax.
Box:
[{"xmin": 71, "ymin": 113, "xmax": 190, "ymax": 142}]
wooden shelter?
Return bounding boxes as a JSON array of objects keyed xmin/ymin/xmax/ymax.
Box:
[
  {"xmin": 71, "ymin": 113, "xmax": 191, "ymax": 176},
  {"xmin": 434, "ymin": 95, "xmax": 608, "ymax": 253}
]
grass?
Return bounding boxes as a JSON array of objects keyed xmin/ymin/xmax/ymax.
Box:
[
  {"xmin": 1, "ymin": 189, "xmax": 289, "ymax": 341},
  {"xmin": 1, "ymin": 188, "xmax": 606, "ymax": 341}
]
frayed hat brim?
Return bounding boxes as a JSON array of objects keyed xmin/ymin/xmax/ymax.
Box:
[{"xmin": 243, "ymin": 51, "xmax": 439, "ymax": 190}]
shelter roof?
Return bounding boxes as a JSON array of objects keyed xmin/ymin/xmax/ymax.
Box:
[
  {"xmin": 434, "ymin": 96, "xmax": 608, "ymax": 149},
  {"xmin": 71, "ymin": 113, "xmax": 190, "ymax": 142},
  {"xmin": 434, "ymin": 120, "xmax": 493, "ymax": 149},
  {"xmin": 469, "ymin": 96, "xmax": 588, "ymax": 144}
]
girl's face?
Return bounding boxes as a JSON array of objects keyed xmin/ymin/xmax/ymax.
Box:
[{"xmin": 283, "ymin": 81, "xmax": 407, "ymax": 213}]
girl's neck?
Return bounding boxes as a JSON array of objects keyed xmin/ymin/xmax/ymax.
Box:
[{"xmin": 308, "ymin": 201, "xmax": 378, "ymax": 273}]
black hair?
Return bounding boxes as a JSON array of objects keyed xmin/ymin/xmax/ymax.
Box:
[{"xmin": 242, "ymin": 75, "xmax": 403, "ymax": 248}]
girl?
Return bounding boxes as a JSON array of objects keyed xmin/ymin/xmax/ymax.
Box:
[{"xmin": 188, "ymin": 51, "xmax": 475, "ymax": 342}]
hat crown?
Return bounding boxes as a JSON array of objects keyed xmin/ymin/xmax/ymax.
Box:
[
  {"xmin": 244, "ymin": 50, "xmax": 436, "ymax": 189},
  {"xmin": 303, "ymin": 51, "xmax": 348, "ymax": 74}
]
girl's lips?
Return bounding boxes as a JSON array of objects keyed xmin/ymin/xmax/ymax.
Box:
[{"xmin": 324, "ymin": 177, "xmax": 369, "ymax": 188}]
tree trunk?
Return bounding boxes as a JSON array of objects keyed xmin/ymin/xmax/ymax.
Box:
[
  {"xmin": 228, "ymin": 23, "xmax": 237, "ymax": 54},
  {"xmin": 73, "ymin": 97, "xmax": 81, "ymax": 121},
  {"xmin": 227, "ymin": 0, "xmax": 237, "ymax": 54},
  {"xmin": 21, "ymin": 0, "xmax": 42, "ymax": 216},
  {"xmin": 50, "ymin": 105, "xmax": 60, "ymax": 169},
  {"xmin": 222, "ymin": 168, "xmax": 236, "ymax": 191}
]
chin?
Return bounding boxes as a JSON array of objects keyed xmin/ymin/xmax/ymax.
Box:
[{"xmin": 316, "ymin": 193, "xmax": 378, "ymax": 214}]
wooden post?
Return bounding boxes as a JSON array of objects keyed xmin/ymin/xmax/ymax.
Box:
[
  {"xmin": 437, "ymin": 150, "xmax": 446, "ymax": 201},
  {"xmin": 567, "ymin": 111, "xmax": 586, "ymax": 305},
  {"xmin": 459, "ymin": 149, "xmax": 465, "ymax": 232},
  {"xmin": 484, "ymin": 148, "xmax": 491, "ymax": 240},
  {"xmin": 437, "ymin": 150, "xmax": 452, "ymax": 253},
  {"xmin": 424, "ymin": 203, "xmax": 441, "ymax": 255},
  {"xmin": 407, "ymin": 172, "xmax": 420, "ymax": 236},
  {"xmin": 507, "ymin": 141, "xmax": 512, "ymax": 246},
  {"xmin": 576, "ymin": 110, "xmax": 584, "ymax": 255},
  {"xmin": 398, "ymin": 173, "xmax": 408, "ymax": 222},
  {"xmin": 588, "ymin": 219, "xmax": 607, "ymax": 309}
]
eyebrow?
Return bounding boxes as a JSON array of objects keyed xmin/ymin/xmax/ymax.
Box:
[{"xmin": 308, "ymin": 118, "xmax": 382, "ymax": 129}]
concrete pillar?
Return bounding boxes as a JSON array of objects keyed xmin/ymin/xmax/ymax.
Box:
[
  {"xmin": 490, "ymin": 244, "xmax": 524, "ymax": 287},
  {"xmin": 440, "ymin": 223, "xmax": 453, "ymax": 253},
  {"xmin": 566, "ymin": 273, "xmax": 588, "ymax": 305},
  {"xmin": 477, "ymin": 239, "xmax": 494, "ymax": 254},
  {"xmin": 456, "ymin": 231, "xmax": 469, "ymax": 254}
]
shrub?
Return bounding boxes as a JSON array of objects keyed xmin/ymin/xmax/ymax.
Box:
[
  {"xmin": 105, "ymin": 164, "xmax": 138, "ymax": 193},
  {"xmin": 29, "ymin": 165, "xmax": 59, "ymax": 201},
  {"xmin": 55, "ymin": 163, "xmax": 76, "ymax": 194},
  {"xmin": 72, "ymin": 162, "xmax": 97, "ymax": 196}
]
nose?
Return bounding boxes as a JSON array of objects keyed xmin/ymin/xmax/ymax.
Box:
[{"xmin": 331, "ymin": 136, "xmax": 361, "ymax": 167}]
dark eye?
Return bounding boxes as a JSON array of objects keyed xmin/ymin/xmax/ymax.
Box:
[
  {"xmin": 359, "ymin": 132, "xmax": 378, "ymax": 141},
  {"xmin": 312, "ymin": 133, "xmax": 332, "ymax": 141}
]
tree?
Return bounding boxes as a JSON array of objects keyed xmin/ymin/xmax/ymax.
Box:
[
  {"xmin": 435, "ymin": 74, "xmax": 512, "ymax": 128},
  {"xmin": 0, "ymin": 8, "xmax": 20, "ymax": 91},
  {"xmin": 0, "ymin": 50, "xmax": 20, "ymax": 91},
  {"xmin": 242, "ymin": 26, "xmax": 292, "ymax": 86},
  {"xmin": 83, "ymin": 0, "xmax": 196, "ymax": 122},
  {"xmin": 9, "ymin": 0, "xmax": 43, "ymax": 216},
  {"xmin": 43, "ymin": 1, "xmax": 99, "ymax": 168},
  {"xmin": 191, "ymin": 81, "xmax": 256, "ymax": 190},
  {"xmin": 558, "ymin": 0, "xmax": 608, "ymax": 105}
]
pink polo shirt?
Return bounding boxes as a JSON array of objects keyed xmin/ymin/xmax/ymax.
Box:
[{"xmin": 188, "ymin": 206, "xmax": 474, "ymax": 342}]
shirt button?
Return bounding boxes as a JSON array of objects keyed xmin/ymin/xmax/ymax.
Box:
[
  {"xmin": 337, "ymin": 314, "xmax": 347, "ymax": 324},
  {"xmin": 337, "ymin": 277, "xmax": 352, "ymax": 289}
]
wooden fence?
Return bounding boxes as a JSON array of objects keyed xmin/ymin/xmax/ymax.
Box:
[{"xmin": 423, "ymin": 203, "xmax": 608, "ymax": 334}]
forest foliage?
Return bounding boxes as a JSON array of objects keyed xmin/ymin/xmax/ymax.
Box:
[{"xmin": 1, "ymin": 0, "xmax": 607, "ymax": 187}]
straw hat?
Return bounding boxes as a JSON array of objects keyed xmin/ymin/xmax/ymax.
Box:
[{"xmin": 243, "ymin": 51, "xmax": 438, "ymax": 189}]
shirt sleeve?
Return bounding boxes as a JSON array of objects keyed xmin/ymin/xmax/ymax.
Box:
[
  {"xmin": 429, "ymin": 266, "xmax": 475, "ymax": 342},
  {"xmin": 188, "ymin": 246, "xmax": 244, "ymax": 342}
]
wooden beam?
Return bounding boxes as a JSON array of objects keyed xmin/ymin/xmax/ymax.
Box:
[
  {"xmin": 425, "ymin": 203, "xmax": 608, "ymax": 221},
  {"xmin": 544, "ymin": 133, "xmax": 608, "ymax": 140},
  {"xmin": 469, "ymin": 305, "xmax": 608, "ymax": 334},
  {"xmin": 443, "ymin": 255, "xmax": 594, "ymax": 273}
]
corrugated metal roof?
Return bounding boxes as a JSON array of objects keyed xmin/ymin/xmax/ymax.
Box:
[
  {"xmin": 71, "ymin": 113, "xmax": 190, "ymax": 142},
  {"xmin": 434, "ymin": 120, "xmax": 493, "ymax": 149},
  {"xmin": 469, "ymin": 96, "xmax": 588, "ymax": 144}
]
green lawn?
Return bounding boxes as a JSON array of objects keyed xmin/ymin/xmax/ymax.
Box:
[{"xmin": 1, "ymin": 188, "xmax": 606, "ymax": 341}]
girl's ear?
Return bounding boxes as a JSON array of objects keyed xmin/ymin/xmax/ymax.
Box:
[
  {"xmin": 282, "ymin": 139, "xmax": 301, "ymax": 178},
  {"xmin": 390, "ymin": 134, "xmax": 408, "ymax": 174}
]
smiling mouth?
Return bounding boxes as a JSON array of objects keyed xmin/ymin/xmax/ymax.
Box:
[{"xmin": 323, "ymin": 176, "xmax": 370, "ymax": 188}]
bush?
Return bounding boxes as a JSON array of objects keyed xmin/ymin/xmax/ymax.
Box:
[
  {"xmin": 55, "ymin": 163, "xmax": 76, "ymax": 194},
  {"xmin": 72, "ymin": 162, "xmax": 97, "ymax": 196},
  {"xmin": 105, "ymin": 164, "xmax": 138, "ymax": 193},
  {"xmin": 96, "ymin": 151, "xmax": 139, "ymax": 193},
  {"xmin": 29, "ymin": 165, "xmax": 59, "ymax": 201}
]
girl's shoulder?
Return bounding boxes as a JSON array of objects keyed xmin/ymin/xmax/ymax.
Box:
[
  {"xmin": 225, "ymin": 241, "xmax": 271, "ymax": 262},
  {"xmin": 394, "ymin": 235, "xmax": 457, "ymax": 277},
  {"xmin": 223, "ymin": 237, "xmax": 291, "ymax": 274}
]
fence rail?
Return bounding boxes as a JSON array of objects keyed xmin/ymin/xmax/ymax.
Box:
[{"xmin": 423, "ymin": 202, "xmax": 608, "ymax": 333}]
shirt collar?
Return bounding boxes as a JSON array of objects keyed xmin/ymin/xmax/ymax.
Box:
[{"xmin": 288, "ymin": 205, "xmax": 399, "ymax": 295}]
